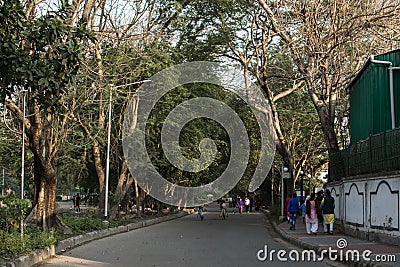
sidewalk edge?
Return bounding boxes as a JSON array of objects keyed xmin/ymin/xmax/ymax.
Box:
[{"xmin": 261, "ymin": 210, "xmax": 391, "ymax": 267}]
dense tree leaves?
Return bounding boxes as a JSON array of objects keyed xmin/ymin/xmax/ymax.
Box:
[
  {"xmin": 0, "ymin": 0, "xmax": 93, "ymax": 109},
  {"xmin": 144, "ymin": 82, "xmax": 262, "ymax": 196}
]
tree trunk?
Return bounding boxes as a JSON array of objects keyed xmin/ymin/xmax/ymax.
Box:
[
  {"xmin": 134, "ymin": 179, "xmax": 140, "ymax": 216},
  {"xmin": 242, "ymin": 65, "xmax": 296, "ymax": 194},
  {"xmin": 33, "ymin": 154, "xmax": 57, "ymax": 230},
  {"xmin": 29, "ymin": 105, "xmax": 60, "ymax": 230},
  {"xmin": 317, "ymin": 106, "xmax": 340, "ymax": 154},
  {"xmin": 25, "ymin": 103, "xmax": 70, "ymax": 231},
  {"xmin": 94, "ymin": 44, "xmax": 106, "ymax": 212},
  {"xmin": 134, "ymin": 179, "xmax": 146, "ymax": 217},
  {"xmin": 107, "ymin": 161, "xmax": 134, "ymax": 219},
  {"xmin": 156, "ymin": 200, "xmax": 161, "ymax": 214},
  {"xmin": 93, "ymin": 140, "xmax": 105, "ymax": 210},
  {"xmin": 5, "ymin": 94, "xmax": 72, "ymax": 233}
]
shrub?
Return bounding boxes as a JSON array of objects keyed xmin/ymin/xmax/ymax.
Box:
[
  {"xmin": 268, "ymin": 202, "xmax": 281, "ymax": 221},
  {"xmin": 0, "ymin": 196, "xmax": 31, "ymax": 233},
  {"xmin": 25, "ymin": 229, "xmax": 58, "ymax": 252},
  {"xmin": 0, "ymin": 196, "xmax": 58, "ymax": 259},
  {"xmin": 0, "ymin": 228, "xmax": 58, "ymax": 259},
  {"xmin": 60, "ymin": 212, "xmax": 119, "ymax": 234},
  {"xmin": 0, "ymin": 229, "xmax": 25, "ymax": 258}
]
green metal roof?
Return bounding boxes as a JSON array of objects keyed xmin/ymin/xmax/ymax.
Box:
[
  {"xmin": 347, "ymin": 49, "xmax": 400, "ymax": 92},
  {"xmin": 347, "ymin": 49, "xmax": 400, "ymax": 143}
]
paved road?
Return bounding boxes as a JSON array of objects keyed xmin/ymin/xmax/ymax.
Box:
[{"xmin": 39, "ymin": 206, "xmax": 336, "ymax": 267}]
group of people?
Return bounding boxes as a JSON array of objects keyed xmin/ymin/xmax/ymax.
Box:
[
  {"xmin": 218, "ymin": 197, "xmax": 251, "ymax": 217},
  {"xmin": 285, "ymin": 188, "xmax": 335, "ymax": 235},
  {"xmin": 235, "ymin": 197, "xmax": 251, "ymax": 214},
  {"xmin": 218, "ymin": 197, "xmax": 252, "ymax": 214},
  {"xmin": 198, "ymin": 196, "xmax": 253, "ymax": 220}
]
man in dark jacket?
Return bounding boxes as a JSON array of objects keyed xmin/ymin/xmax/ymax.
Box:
[
  {"xmin": 288, "ymin": 193, "xmax": 300, "ymax": 230},
  {"xmin": 321, "ymin": 189, "xmax": 335, "ymax": 234}
]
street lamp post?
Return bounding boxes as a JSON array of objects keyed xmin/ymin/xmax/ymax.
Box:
[
  {"xmin": 103, "ymin": 80, "xmax": 151, "ymax": 221},
  {"xmin": 104, "ymin": 88, "xmax": 112, "ymax": 220},
  {"xmin": 307, "ymin": 173, "xmax": 312, "ymax": 194},
  {"xmin": 281, "ymin": 166, "xmax": 289, "ymax": 218},
  {"xmin": 300, "ymin": 170, "xmax": 304, "ymax": 202},
  {"xmin": 20, "ymin": 89, "xmax": 27, "ymax": 237},
  {"xmin": 21, "ymin": 89, "xmax": 27, "ymax": 201},
  {"xmin": 271, "ymin": 164, "xmax": 276, "ymax": 206}
]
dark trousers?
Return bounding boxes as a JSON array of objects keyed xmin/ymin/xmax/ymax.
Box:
[{"xmin": 289, "ymin": 212, "xmax": 297, "ymax": 229}]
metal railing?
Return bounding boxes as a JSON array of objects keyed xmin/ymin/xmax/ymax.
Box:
[{"xmin": 330, "ymin": 128, "xmax": 400, "ymax": 180}]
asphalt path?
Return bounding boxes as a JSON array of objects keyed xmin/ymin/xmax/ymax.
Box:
[{"xmin": 38, "ymin": 206, "xmax": 336, "ymax": 267}]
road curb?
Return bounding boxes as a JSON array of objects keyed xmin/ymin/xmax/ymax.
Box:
[
  {"xmin": 1, "ymin": 211, "xmax": 192, "ymax": 267},
  {"xmin": 262, "ymin": 210, "xmax": 390, "ymax": 267}
]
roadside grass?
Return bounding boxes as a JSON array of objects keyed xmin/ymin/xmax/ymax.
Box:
[
  {"xmin": 60, "ymin": 211, "xmax": 121, "ymax": 235},
  {"xmin": 0, "ymin": 200, "xmax": 176, "ymax": 264}
]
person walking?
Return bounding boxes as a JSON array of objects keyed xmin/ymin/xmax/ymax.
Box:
[
  {"xmin": 231, "ymin": 197, "xmax": 237, "ymax": 213},
  {"xmin": 75, "ymin": 193, "xmax": 81, "ymax": 213},
  {"xmin": 219, "ymin": 199, "xmax": 228, "ymax": 219},
  {"xmin": 321, "ymin": 189, "xmax": 335, "ymax": 234},
  {"xmin": 306, "ymin": 193, "xmax": 320, "ymax": 235},
  {"xmin": 300, "ymin": 197, "xmax": 308, "ymax": 223},
  {"xmin": 288, "ymin": 193, "xmax": 300, "ymax": 230},
  {"xmin": 198, "ymin": 204, "xmax": 205, "ymax": 220},
  {"xmin": 228, "ymin": 197, "xmax": 233, "ymax": 208},
  {"xmin": 244, "ymin": 197, "xmax": 250, "ymax": 213},
  {"xmin": 237, "ymin": 198, "xmax": 245, "ymax": 214}
]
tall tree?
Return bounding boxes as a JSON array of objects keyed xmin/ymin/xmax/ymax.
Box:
[
  {"xmin": 178, "ymin": 0, "xmax": 400, "ymax": 185},
  {"xmin": 0, "ymin": 0, "xmax": 92, "ymax": 229},
  {"xmin": 72, "ymin": 0, "xmax": 191, "ymax": 218},
  {"xmin": 174, "ymin": 0, "xmax": 324, "ymax": 193},
  {"xmin": 257, "ymin": 0, "xmax": 400, "ymax": 179}
]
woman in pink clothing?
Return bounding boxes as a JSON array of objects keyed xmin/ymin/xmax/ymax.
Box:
[
  {"xmin": 306, "ymin": 193, "xmax": 320, "ymax": 235},
  {"xmin": 237, "ymin": 198, "xmax": 245, "ymax": 214}
]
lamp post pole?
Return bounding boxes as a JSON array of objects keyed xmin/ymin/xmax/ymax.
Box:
[
  {"xmin": 21, "ymin": 89, "xmax": 27, "ymax": 201},
  {"xmin": 281, "ymin": 165, "xmax": 289, "ymax": 218},
  {"xmin": 20, "ymin": 89, "xmax": 27, "ymax": 237},
  {"xmin": 300, "ymin": 170, "xmax": 304, "ymax": 202},
  {"xmin": 104, "ymin": 88, "xmax": 112, "ymax": 220},
  {"xmin": 103, "ymin": 80, "xmax": 151, "ymax": 221},
  {"xmin": 271, "ymin": 164, "xmax": 276, "ymax": 206}
]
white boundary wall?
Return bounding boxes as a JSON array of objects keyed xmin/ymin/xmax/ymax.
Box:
[{"xmin": 328, "ymin": 173, "xmax": 400, "ymax": 244}]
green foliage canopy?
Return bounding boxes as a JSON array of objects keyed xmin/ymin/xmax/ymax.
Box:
[{"xmin": 0, "ymin": 0, "xmax": 93, "ymax": 109}]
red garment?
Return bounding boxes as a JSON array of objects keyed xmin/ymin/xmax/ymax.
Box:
[{"xmin": 285, "ymin": 197, "xmax": 291, "ymax": 218}]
